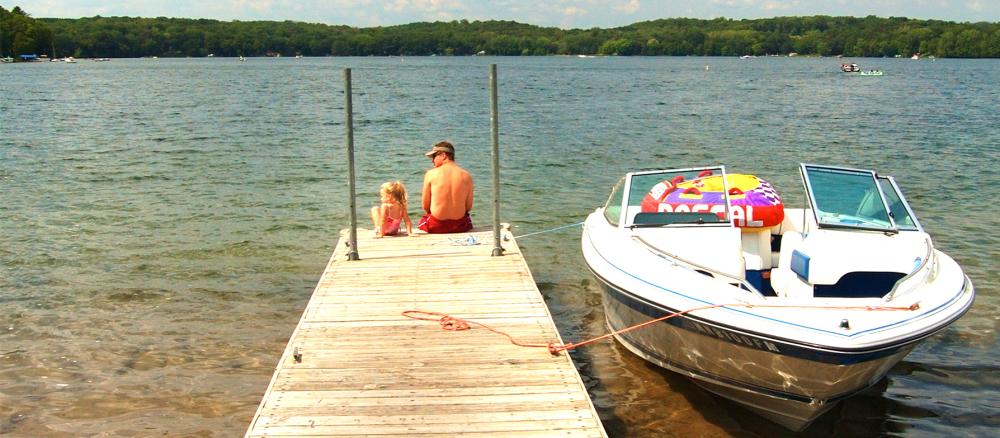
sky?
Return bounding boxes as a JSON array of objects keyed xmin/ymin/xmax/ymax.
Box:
[{"xmin": 7, "ymin": 0, "xmax": 999, "ymax": 28}]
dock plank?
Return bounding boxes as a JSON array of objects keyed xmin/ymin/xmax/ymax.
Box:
[{"xmin": 246, "ymin": 227, "xmax": 606, "ymax": 437}]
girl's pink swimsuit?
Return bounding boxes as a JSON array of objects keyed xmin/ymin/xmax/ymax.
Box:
[{"xmin": 381, "ymin": 215, "xmax": 402, "ymax": 236}]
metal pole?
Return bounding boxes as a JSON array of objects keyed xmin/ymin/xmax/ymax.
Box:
[
  {"xmin": 345, "ymin": 68, "xmax": 360, "ymax": 261},
  {"xmin": 490, "ymin": 64, "xmax": 504, "ymax": 257}
]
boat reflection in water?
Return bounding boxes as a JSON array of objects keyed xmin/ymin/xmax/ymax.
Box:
[{"xmin": 581, "ymin": 164, "xmax": 974, "ymax": 431}]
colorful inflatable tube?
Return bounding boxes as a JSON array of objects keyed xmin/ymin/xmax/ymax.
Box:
[{"xmin": 640, "ymin": 172, "xmax": 784, "ymax": 228}]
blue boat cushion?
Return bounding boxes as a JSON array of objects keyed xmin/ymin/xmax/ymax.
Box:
[{"xmin": 791, "ymin": 250, "xmax": 810, "ymax": 281}]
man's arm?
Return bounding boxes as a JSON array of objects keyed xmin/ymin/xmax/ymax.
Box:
[
  {"xmin": 465, "ymin": 173, "xmax": 474, "ymax": 214},
  {"xmin": 422, "ymin": 171, "xmax": 432, "ymax": 214}
]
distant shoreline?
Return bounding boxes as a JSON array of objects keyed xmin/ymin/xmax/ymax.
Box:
[{"xmin": 4, "ymin": 7, "xmax": 999, "ymax": 60}]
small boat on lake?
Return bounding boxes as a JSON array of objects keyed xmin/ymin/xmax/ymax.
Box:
[
  {"xmin": 840, "ymin": 63, "xmax": 860, "ymax": 72},
  {"xmin": 581, "ymin": 164, "xmax": 974, "ymax": 431}
]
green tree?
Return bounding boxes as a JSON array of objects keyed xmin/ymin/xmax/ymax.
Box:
[{"xmin": 598, "ymin": 38, "xmax": 638, "ymax": 55}]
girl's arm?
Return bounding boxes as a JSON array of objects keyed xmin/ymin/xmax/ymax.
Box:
[{"xmin": 401, "ymin": 204, "xmax": 414, "ymax": 236}]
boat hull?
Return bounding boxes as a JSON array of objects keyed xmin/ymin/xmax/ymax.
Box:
[{"xmin": 595, "ymin": 273, "xmax": 918, "ymax": 431}]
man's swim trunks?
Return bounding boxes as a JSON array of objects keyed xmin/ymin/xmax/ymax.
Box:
[{"xmin": 417, "ymin": 213, "xmax": 473, "ymax": 234}]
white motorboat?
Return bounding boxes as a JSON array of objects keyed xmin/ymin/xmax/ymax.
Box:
[
  {"xmin": 841, "ymin": 63, "xmax": 860, "ymax": 72},
  {"xmin": 581, "ymin": 164, "xmax": 974, "ymax": 431}
]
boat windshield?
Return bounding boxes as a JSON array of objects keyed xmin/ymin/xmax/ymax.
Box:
[
  {"xmin": 878, "ymin": 176, "xmax": 922, "ymax": 231},
  {"xmin": 620, "ymin": 166, "xmax": 731, "ymax": 228},
  {"xmin": 602, "ymin": 177, "xmax": 626, "ymax": 225},
  {"xmin": 802, "ymin": 164, "xmax": 911, "ymax": 232}
]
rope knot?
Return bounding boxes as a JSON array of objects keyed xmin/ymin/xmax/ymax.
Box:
[
  {"xmin": 547, "ymin": 342, "xmax": 564, "ymax": 356},
  {"xmin": 439, "ymin": 315, "xmax": 470, "ymax": 331}
]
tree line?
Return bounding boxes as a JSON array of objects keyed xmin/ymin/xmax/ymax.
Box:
[
  {"xmin": 3, "ymin": 5, "xmax": 999, "ymax": 59},
  {"xmin": 1, "ymin": 6, "xmax": 53, "ymax": 58}
]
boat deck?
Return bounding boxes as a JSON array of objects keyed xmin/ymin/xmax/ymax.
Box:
[{"xmin": 245, "ymin": 226, "xmax": 606, "ymax": 437}]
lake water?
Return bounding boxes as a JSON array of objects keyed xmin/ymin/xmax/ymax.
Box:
[{"xmin": 1, "ymin": 56, "xmax": 997, "ymax": 437}]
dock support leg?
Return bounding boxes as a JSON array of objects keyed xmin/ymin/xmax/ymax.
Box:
[
  {"xmin": 345, "ymin": 68, "xmax": 360, "ymax": 261},
  {"xmin": 490, "ymin": 64, "xmax": 504, "ymax": 257}
]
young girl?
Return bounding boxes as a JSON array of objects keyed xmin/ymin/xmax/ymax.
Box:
[{"xmin": 370, "ymin": 181, "xmax": 413, "ymax": 238}]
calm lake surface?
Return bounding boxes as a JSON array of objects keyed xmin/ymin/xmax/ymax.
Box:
[{"xmin": 1, "ymin": 56, "xmax": 998, "ymax": 437}]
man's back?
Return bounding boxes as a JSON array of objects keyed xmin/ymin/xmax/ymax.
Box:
[{"xmin": 423, "ymin": 161, "xmax": 473, "ymax": 221}]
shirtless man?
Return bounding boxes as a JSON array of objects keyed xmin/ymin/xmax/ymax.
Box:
[{"xmin": 418, "ymin": 141, "xmax": 474, "ymax": 233}]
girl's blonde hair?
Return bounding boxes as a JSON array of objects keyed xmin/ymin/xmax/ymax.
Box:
[{"xmin": 379, "ymin": 181, "xmax": 408, "ymax": 205}]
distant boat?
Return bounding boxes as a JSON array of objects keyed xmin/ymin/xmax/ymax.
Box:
[
  {"xmin": 64, "ymin": 57, "xmax": 77, "ymax": 63},
  {"xmin": 911, "ymin": 53, "xmax": 920, "ymax": 60},
  {"xmin": 1, "ymin": 56, "xmax": 13, "ymax": 63},
  {"xmin": 239, "ymin": 55, "xmax": 246, "ymax": 62},
  {"xmin": 840, "ymin": 63, "xmax": 860, "ymax": 72}
]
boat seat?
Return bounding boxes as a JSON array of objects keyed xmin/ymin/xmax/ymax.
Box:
[
  {"xmin": 770, "ymin": 231, "xmax": 814, "ymax": 298},
  {"xmin": 741, "ymin": 229, "xmax": 772, "ymax": 270},
  {"xmin": 770, "ymin": 209, "xmax": 816, "ymax": 267}
]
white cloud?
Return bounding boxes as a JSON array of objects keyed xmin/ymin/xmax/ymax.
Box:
[
  {"xmin": 384, "ymin": 0, "xmax": 467, "ymax": 13},
  {"xmin": 231, "ymin": 0, "xmax": 274, "ymax": 12},
  {"xmin": 615, "ymin": 0, "xmax": 641, "ymax": 13},
  {"xmin": 762, "ymin": 0, "xmax": 799, "ymax": 11},
  {"xmin": 384, "ymin": 0, "xmax": 407, "ymax": 12},
  {"xmin": 710, "ymin": 0, "xmax": 758, "ymax": 6}
]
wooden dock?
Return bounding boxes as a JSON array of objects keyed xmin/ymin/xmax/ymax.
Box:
[{"xmin": 246, "ymin": 226, "xmax": 607, "ymax": 437}]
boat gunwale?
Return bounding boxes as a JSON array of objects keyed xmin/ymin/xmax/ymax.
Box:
[
  {"xmin": 586, "ymin": 262, "xmax": 966, "ymax": 359},
  {"xmin": 582, "ymin": 216, "xmax": 975, "ymax": 349}
]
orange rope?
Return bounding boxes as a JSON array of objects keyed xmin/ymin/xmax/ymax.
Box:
[
  {"xmin": 402, "ymin": 310, "xmax": 553, "ymax": 349},
  {"xmin": 402, "ymin": 301, "xmax": 920, "ymax": 356}
]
